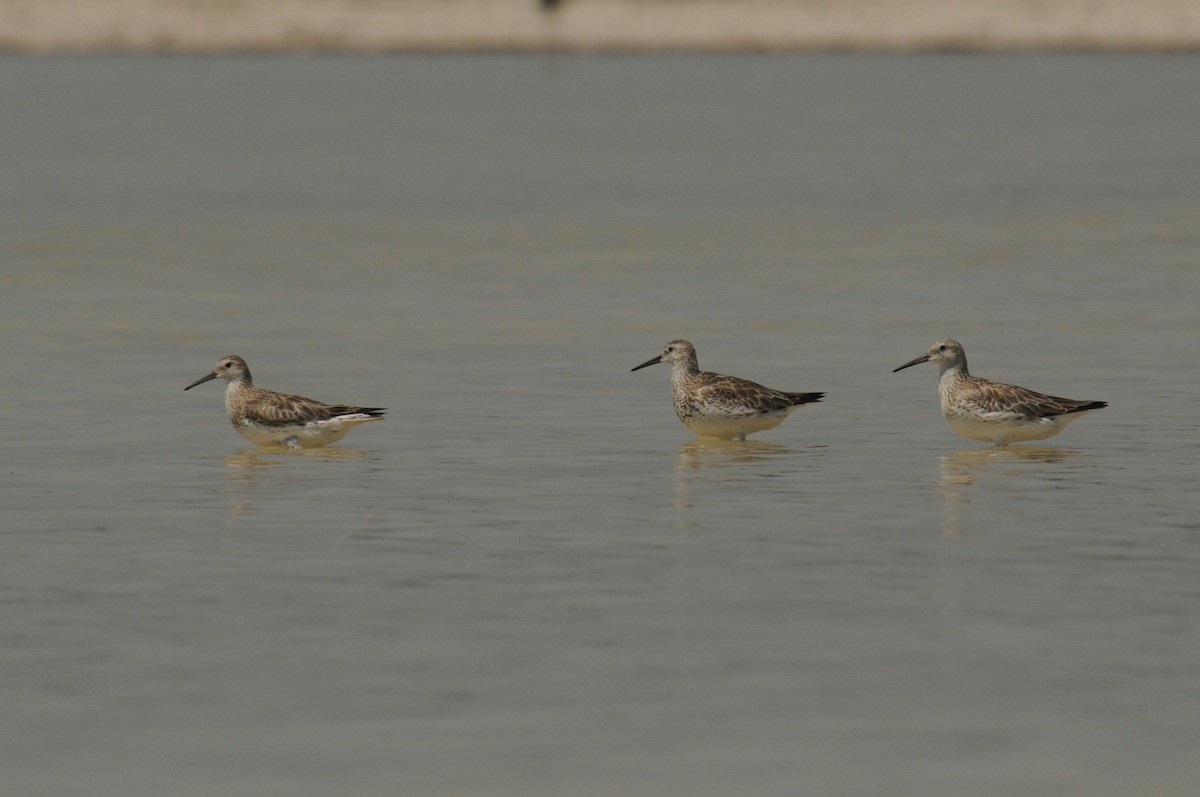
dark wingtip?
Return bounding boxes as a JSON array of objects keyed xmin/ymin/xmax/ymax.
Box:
[
  {"xmin": 1055, "ymin": 400, "xmax": 1106, "ymax": 416},
  {"xmin": 789, "ymin": 392, "xmax": 824, "ymax": 405}
]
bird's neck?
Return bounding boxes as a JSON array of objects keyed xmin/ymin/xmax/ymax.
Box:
[
  {"xmin": 938, "ymin": 362, "xmax": 969, "ymax": 387},
  {"xmin": 224, "ymin": 377, "xmax": 252, "ymax": 399},
  {"xmin": 670, "ymin": 360, "xmax": 701, "ymax": 383}
]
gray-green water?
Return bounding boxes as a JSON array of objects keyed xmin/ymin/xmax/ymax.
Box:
[{"xmin": 2, "ymin": 54, "xmax": 1198, "ymax": 796}]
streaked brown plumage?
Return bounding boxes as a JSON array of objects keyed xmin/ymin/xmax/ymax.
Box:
[
  {"xmin": 184, "ymin": 355, "xmax": 385, "ymax": 448},
  {"xmin": 632, "ymin": 339, "xmax": 823, "ymax": 440},
  {"xmin": 893, "ymin": 338, "xmax": 1106, "ymax": 446}
]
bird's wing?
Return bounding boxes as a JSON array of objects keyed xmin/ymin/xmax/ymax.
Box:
[
  {"xmin": 694, "ymin": 375, "xmax": 797, "ymax": 416},
  {"xmin": 243, "ymin": 390, "xmax": 340, "ymax": 426},
  {"xmin": 968, "ymin": 380, "xmax": 1102, "ymax": 420}
]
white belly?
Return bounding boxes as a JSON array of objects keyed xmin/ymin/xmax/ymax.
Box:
[
  {"xmin": 234, "ymin": 417, "xmax": 375, "ymax": 448},
  {"xmin": 945, "ymin": 414, "xmax": 1078, "ymax": 446},
  {"xmin": 681, "ymin": 408, "xmax": 793, "ymax": 440}
]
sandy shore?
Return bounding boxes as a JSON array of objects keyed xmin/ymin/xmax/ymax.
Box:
[{"xmin": 2, "ymin": 0, "xmax": 1199, "ymax": 53}]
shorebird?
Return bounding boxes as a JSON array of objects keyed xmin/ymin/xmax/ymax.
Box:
[
  {"xmin": 893, "ymin": 338, "xmax": 1106, "ymax": 446},
  {"xmin": 631, "ymin": 339, "xmax": 823, "ymax": 440},
  {"xmin": 184, "ymin": 355, "xmax": 385, "ymax": 448}
]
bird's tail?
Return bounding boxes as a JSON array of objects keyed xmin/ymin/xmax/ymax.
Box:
[{"xmin": 786, "ymin": 392, "xmax": 824, "ymax": 406}]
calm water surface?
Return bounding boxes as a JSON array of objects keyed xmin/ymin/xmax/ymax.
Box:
[{"xmin": 1, "ymin": 54, "xmax": 1198, "ymax": 796}]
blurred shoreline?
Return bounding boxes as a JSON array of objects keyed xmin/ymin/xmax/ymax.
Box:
[{"xmin": 3, "ymin": 0, "xmax": 1200, "ymax": 53}]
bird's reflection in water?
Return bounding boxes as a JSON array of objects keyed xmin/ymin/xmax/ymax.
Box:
[
  {"xmin": 219, "ymin": 444, "xmax": 372, "ymax": 475},
  {"xmin": 671, "ymin": 439, "xmax": 810, "ymax": 529},
  {"xmin": 224, "ymin": 446, "xmax": 372, "ymax": 466},
  {"xmin": 674, "ymin": 439, "xmax": 794, "ymax": 471},
  {"xmin": 216, "ymin": 446, "xmax": 375, "ymax": 498},
  {"xmin": 212, "ymin": 446, "xmax": 380, "ymax": 535},
  {"xmin": 206, "ymin": 448, "xmax": 381, "ymax": 554},
  {"xmin": 938, "ymin": 445, "xmax": 1080, "ymax": 537}
]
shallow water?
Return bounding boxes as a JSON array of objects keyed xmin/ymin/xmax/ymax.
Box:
[{"xmin": 2, "ymin": 54, "xmax": 1199, "ymax": 796}]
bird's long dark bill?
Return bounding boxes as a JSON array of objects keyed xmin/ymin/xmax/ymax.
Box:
[
  {"xmin": 184, "ymin": 371, "xmax": 218, "ymax": 390},
  {"xmin": 631, "ymin": 355, "xmax": 663, "ymax": 372},
  {"xmin": 892, "ymin": 354, "xmax": 931, "ymax": 373}
]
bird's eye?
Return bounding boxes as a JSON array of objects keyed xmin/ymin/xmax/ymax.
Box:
[
  {"xmin": 666, "ymin": 346, "xmax": 674, "ymax": 352},
  {"xmin": 938, "ymin": 345, "xmax": 946, "ymax": 352}
]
